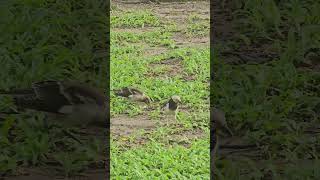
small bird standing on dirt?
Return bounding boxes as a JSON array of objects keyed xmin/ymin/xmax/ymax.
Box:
[
  {"xmin": 161, "ymin": 95, "xmax": 181, "ymax": 125},
  {"xmin": 114, "ymin": 87, "xmax": 151, "ymax": 105},
  {"xmin": 0, "ymin": 80, "xmax": 107, "ymax": 127},
  {"xmin": 211, "ymin": 107, "xmax": 233, "ymax": 173}
]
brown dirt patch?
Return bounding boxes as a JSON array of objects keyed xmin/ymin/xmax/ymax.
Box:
[
  {"xmin": 111, "ymin": 114, "xmax": 182, "ymax": 147},
  {"xmin": 168, "ymin": 127, "xmax": 206, "ymax": 147},
  {"xmin": 111, "ymin": 115, "xmax": 156, "ymax": 138},
  {"xmin": 113, "ymin": 0, "xmax": 210, "ymax": 47},
  {"xmin": 147, "ymin": 56, "xmax": 197, "ymax": 80},
  {"xmin": 173, "ymin": 33, "xmax": 209, "ymax": 48},
  {"xmin": 147, "ymin": 56, "xmax": 184, "ymax": 77},
  {"xmin": 153, "ymin": 1, "xmax": 210, "ymax": 47},
  {"xmin": 143, "ymin": 46, "xmax": 168, "ymax": 57}
]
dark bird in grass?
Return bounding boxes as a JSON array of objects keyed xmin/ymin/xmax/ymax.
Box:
[
  {"xmin": 161, "ymin": 95, "xmax": 181, "ymax": 124},
  {"xmin": 0, "ymin": 80, "xmax": 107, "ymax": 127},
  {"xmin": 114, "ymin": 87, "xmax": 151, "ymax": 104},
  {"xmin": 211, "ymin": 107, "xmax": 233, "ymax": 173},
  {"xmin": 212, "ymin": 107, "xmax": 233, "ymax": 136}
]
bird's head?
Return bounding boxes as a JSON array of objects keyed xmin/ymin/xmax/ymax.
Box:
[
  {"xmin": 143, "ymin": 95, "xmax": 152, "ymax": 104},
  {"xmin": 211, "ymin": 107, "xmax": 233, "ymax": 136},
  {"xmin": 171, "ymin": 95, "xmax": 181, "ymax": 104}
]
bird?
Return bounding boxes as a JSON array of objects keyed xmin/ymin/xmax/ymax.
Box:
[
  {"xmin": 113, "ymin": 87, "xmax": 151, "ymax": 105},
  {"xmin": 0, "ymin": 80, "xmax": 107, "ymax": 128},
  {"xmin": 211, "ymin": 107, "xmax": 233, "ymax": 174},
  {"xmin": 212, "ymin": 107, "xmax": 233, "ymax": 136},
  {"xmin": 160, "ymin": 95, "xmax": 181, "ymax": 125}
]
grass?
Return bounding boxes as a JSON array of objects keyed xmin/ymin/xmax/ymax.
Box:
[
  {"xmin": 0, "ymin": 0, "xmax": 108, "ymax": 177},
  {"xmin": 111, "ymin": 4, "xmax": 210, "ymax": 179},
  {"xmin": 111, "ymin": 139, "xmax": 209, "ymax": 179},
  {"xmin": 111, "ymin": 10, "xmax": 161, "ymax": 28},
  {"xmin": 185, "ymin": 14, "xmax": 209, "ymax": 37},
  {"xmin": 213, "ymin": 0, "xmax": 320, "ymax": 179}
]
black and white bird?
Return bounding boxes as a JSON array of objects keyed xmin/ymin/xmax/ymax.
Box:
[
  {"xmin": 211, "ymin": 107, "xmax": 233, "ymax": 171},
  {"xmin": 160, "ymin": 95, "xmax": 181, "ymax": 124},
  {"xmin": 0, "ymin": 80, "xmax": 107, "ymax": 127},
  {"xmin": 114, "ymin": 87, "xmax": 151, "ymax": 104}
]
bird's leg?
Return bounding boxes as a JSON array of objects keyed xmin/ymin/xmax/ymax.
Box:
[{"xmin": 165, "ymin": 114, "xmax": 169, "ymax": 126}]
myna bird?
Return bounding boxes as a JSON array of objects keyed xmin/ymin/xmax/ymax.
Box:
[
  {"xmin": 211, "ymin": 107, "xmax": 233, "ymax": 173},
  {"xmin": 114, "ymin": 87, "xmax": 151, "ymax": 105},
  {"xmin": 0, "ymin": 80, "xmax": 107, "ymax": 128},
  {"xmin": 160, "ymin": 95, "xmax": 181, "ymax": 125},
  {"xmin": 212, "ymin": 107, "xmax": 233, "ymax": 136}
]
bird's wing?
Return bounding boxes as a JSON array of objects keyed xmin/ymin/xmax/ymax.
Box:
[
  {"xmin": 114, "ymin": 87, "xmax": 131, "ymax": 97},
  {"xmin": 161, "ymin": 98, "xmax": 176, "ymax": 111},
  {"xmin": 62, "ymin": 81, "xmax": 106, "ymax": 107},
  {"xmin": 30, "ymin": 81, "xmax": 74, "ymax": 113},
  {"xmin": 167, "ymin": 98, "xmax": 178, "ymax": 111},
  {"xmin": 32, "ymin": 80, "xmax": 61, "ymax": 96},
  {"xmin": 114, "ymin": 87, "xmax": 145, "ymax": 99},
  {"xmin": 129, "ymin": 87, "xmax": 144, "ymax": 95},
  {"xmin": 32, "ymin": 81, "xmax": 70, "ymax": 102}
]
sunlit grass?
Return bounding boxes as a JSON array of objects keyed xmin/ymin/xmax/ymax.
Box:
[{"xmin": 111, "ymin": 7, "xmax": 210, "ymax": 179}]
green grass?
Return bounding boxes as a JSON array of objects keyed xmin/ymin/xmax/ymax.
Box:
[
  {"xmin": 0, "ymin": 0, "xmax": 107, "ymax": 177},
  {"xmin": 185, "ymin": 14, "xmax": 209, "ymax": 37},
  {"xmin": 111, "ymin": 10, "xmax": 161, "ymax": 28},
  {"xmin": 111, "ymin": 139, "xmax": 209, "ymax": 180},
  {"xmin": 111, "ymin": 7, "xmax": 210, "ymax": 179}
]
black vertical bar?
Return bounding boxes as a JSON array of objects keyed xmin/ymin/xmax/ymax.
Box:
[
  {"xmin": 210, "ymin": 0, "xmax": 215, "ymax": 179},
  {"xmin": 106, "ymin": 0, "xmax": 111, "ymax": 179}
]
